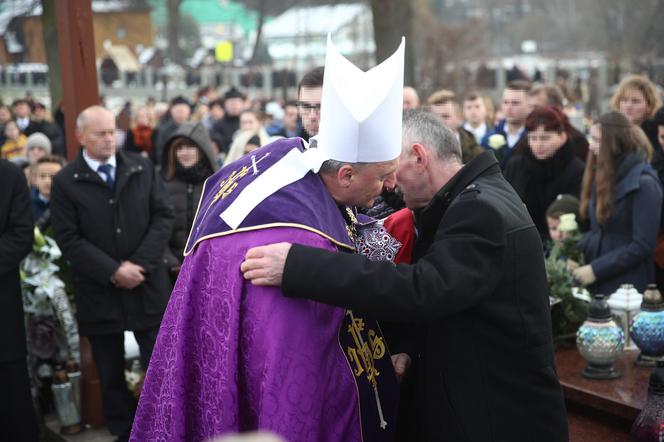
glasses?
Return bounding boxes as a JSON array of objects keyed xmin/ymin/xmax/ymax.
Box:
[{"xmin": 296, "ymin": 101, "xmax": 321, "ymax": 114}]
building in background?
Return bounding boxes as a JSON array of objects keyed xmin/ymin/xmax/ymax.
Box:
[
  {"xmin": 263, "ymin": 3, "xmax": 374, "ymax": 72},
  {"xmin": 0, "ymin": 0, "xmax": 153, "ymax": 65}
]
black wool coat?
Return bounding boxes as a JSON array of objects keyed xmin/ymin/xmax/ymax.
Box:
[
  {"xmin": 283, "ymin": 152, "xmax": 569, "ymax": 441},
  {"xmin": 50, "ymin": 150, "xmax": 174, "ymax": 335},
  {"xmin": 161, "ymin": 122, "xmax": 219, "ymax": 267},
  {"xmin": 0, "ymin": 160, "xmax": 34, "ymax": 362},
  {"xmin": 504, "ymin": 140, "xmax": 585, "ymax": 241}
]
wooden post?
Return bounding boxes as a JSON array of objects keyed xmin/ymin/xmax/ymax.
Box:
[
  {"xmin": 54, "ymin": 1, "xmax": 105, "ymax": 428},
  {"xmin": 55, "ymin": 1, "xmax": 99, "ymax": 161}
]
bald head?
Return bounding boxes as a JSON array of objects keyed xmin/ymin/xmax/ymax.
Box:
[
  {"xmin": 76, "ymin": 105, "xmax": 117, "ymax": 162},
  {"xmin": 403, "ymin": 86, "xmax": 420, "ymax": 110},
  {"xmin": 76, "ymin": 105, "xmax": 114, "ymax": 131}
]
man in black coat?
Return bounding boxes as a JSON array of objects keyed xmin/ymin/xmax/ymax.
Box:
[
  {"xmin": 0, "ymin": 159, "xmax": 38, "ymax": 441},
  {"xmin": 211, "ymin": 87, "xmax": 246, "ymax": 155},
  {"xmin": 242, "ymin": 110, "xmax": 569, "ymax": 441},
  {"xmin": 50, "ymin": 106, "xmax": 174, "ymax": 441}
]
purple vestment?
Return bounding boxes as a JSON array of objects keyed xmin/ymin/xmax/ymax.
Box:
[{"xmin": 131, "ymin": 139, "xmax": 398, "ymax": 442}]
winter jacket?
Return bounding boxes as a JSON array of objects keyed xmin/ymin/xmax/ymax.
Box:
[{"xmin": 579, "ymin": 151, "xmax": 663, "ymax": 295}]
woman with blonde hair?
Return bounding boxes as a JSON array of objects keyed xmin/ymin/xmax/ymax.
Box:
[
  {"xmin": 610, "ymin": 75, "xmax": 662, "ymax": 148},
  {"xmin": 223, "ymin": 110, "xmax": 270, "ymax": 166},
  {"xmin": 573, "ymin": 111, "xmax": 662, "ymax": 295}
]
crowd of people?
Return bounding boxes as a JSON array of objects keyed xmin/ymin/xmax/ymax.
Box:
[{"xmin": 1, "ymin": 58, "xmax": 664, "ymax": 441}]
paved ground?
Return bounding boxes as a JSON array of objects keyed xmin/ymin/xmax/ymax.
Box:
[{"xmin": 44, "ymin": 414, "xmax": 115, "ymax": 442}]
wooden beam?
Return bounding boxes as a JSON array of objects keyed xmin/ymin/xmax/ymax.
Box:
[
  {"xmin": 55, "ymin": 1, "xmax": 99, "ymax": 161},
  {"xmin": 54, "ymin": 2, "xmax": 105, "ymax": 429}
]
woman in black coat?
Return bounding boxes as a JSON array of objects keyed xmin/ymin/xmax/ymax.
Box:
[
  {"xmin": 573, "ymin": 111, "xmax": 663, "ymax": 295},
  {"xmin": 504, "ymin": 105, "xmax": 585, "ymax": 241},
  {"xmin": 161, "ymin": 122, "xmax": 219, "ymax": 277}
]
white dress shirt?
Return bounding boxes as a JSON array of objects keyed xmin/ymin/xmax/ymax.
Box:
[
  {"xmin": 83, "ymin": 149, "xmax": 117, "ymax": 183},
  {"xmin": 463, "ymin": 122, "xmax": 487, "ymax": 144}
]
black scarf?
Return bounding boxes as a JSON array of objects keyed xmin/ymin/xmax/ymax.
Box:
[
  {"xmin": 174, "ymin": 160, "xmax": 212, "ymax": 184},
  {"xmin": 521, "ymin": 140, "xmax": 576, "ymax": 237}
]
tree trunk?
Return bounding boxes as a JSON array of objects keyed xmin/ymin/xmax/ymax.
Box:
[
  {"xmin": 167, "ymin": 0, "xmax": 182, "ymax": 64},
  {"xmin": 370, "ymin": 0, "xmax": 417, "ymax": 87},
  {"xmin": 249, "ymin": 0, "xmax": 267, "ymax": 66},
  {"xmin": 41, "ymin": 0, "xmax": 62, "ymax": 109}
]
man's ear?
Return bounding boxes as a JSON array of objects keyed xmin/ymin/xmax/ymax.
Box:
[
  {"xmin": 411, "ymin": 143, "xmax": 429, "ymax": 170},
  {"xmin": 336, "ymin": 164, "xmax": 354, "ymax": 188},
  {"xmin": 75, "ymin": 128, "xmax": 84, "ymax": 146}
]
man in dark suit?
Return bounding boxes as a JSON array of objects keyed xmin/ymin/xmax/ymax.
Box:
[
  {"xmin": 211, "ymin": 87, "xmax": 246, "ymax": 155},
  {"xmin": 50, "ymin": 106, "xmax": 174, "ymax": 442},
  {"xmin": 481, "ymin": 80, "xmax": 531, "ymax": 168},
  {"xmin": 0, "ymin": 159, "xmax": 38, "ymax": 441},
  {"xmin": 242, "ymin": 110, "xmax": 569, "ymax": 441}
]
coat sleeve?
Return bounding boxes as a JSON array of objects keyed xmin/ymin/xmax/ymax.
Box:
[
  {"xmin": 283, "ymin": 196, "xmax": 506, "ymax": 322},
  {"xmin": 0, "ymin": 164, "xmax": 33, "ymax": 276},
  {"xmin": 50, "ymin": 174, "xmax": 120, "ymax": 284},
  {"xmin": 127, "ymin": 165, "xmax": 174, "ymax": 272},
  {"xmin": 591, "ymin": 175, "xmax": 663, "ymax": 281}
]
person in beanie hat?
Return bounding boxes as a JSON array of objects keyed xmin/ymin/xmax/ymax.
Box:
[
  {"xmin": 211, "ymin": 86, "xmax": 247, "ymax": 155},
  {"xmin": 153, "ymin": 96, "xmax": 192, "ymax": 164},
  {"xmin": 26, "ymin": 132, "xmax": 52, "ymax": 164},
  {"xmin": 546, "ymin": 194, "xmax": 581, "ymax": 243}
]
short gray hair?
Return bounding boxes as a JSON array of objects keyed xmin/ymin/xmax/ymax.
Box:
[
  {"xmin": 76, "ymin": 105, "xmax": 109, "ymax": 131},
  {"xmin": 402, "ymin": 109, "xmax": 462, "ymax": 162},
  {"xmin": 319, "ymin": 159, "xmax": 366, "ymax": 175}
]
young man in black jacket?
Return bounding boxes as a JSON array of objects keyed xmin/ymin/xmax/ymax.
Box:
[{"xmin": 242, "ymin": 110, "xmax": 569, "ymax": 442}]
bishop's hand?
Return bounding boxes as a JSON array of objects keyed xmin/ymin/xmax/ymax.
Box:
[{"xmin": 241, "ymin": 243, "xmax": 292, "ymax": 287}]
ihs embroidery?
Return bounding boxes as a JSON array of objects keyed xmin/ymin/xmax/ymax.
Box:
[{"xmin": 210, "ymin": 152, "xmax": 271, "ymax": 206}]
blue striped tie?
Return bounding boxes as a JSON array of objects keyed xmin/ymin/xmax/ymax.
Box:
[{"xmin": 97, "ymin": 163, "xmax": 115, "ymax": 189}]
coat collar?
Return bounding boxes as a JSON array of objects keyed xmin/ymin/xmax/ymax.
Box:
[
  {"xmin": 613, "ymin": 160, "xmax": 649, "ymax": 202},
  {"xmin": 415, "ymin": 151, "xmax": 500, "ymax": 231},
  {"xmin": 72, "ymin": 149, "xmax": 145, "ymax": 194}
]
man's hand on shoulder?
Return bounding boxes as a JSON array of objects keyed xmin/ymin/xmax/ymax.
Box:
[
  {"xmin": 391, "ymin": 353, "xmax": 411, "ymax": 381},
  {"xmin": 241, "ymin": 243, "xmax": 292, "ymax": 286}
]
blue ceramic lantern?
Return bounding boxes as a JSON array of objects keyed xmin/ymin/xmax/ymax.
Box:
[
  {"xmin": 577, "ymin": 294, "xmax": 625, "ymax": 379},
  {"xmin": 630, "ymin": 284, "xmax": 664, "ymax": 367}
]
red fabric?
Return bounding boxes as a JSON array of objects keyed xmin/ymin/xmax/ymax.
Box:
[
  {"xmin": 655, "ymin": 231, "xmax": 664, "ymax": 269},
  {"xmin": 383, "ymin": 208, "xmax": 415, "ymax": 264},
  {"xmin": 132, "ymin": 125, "xmax": 154, "ymax": 153}
]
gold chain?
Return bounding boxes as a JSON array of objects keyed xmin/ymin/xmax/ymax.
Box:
[{"xmin": 344, "ymin": 206, "xmax": 358, "ymax": 243}]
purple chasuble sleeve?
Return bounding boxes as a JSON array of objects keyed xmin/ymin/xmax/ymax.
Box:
[{"xmin": 130, "ymin": 227, "xmax": 362, "ymax": 442}]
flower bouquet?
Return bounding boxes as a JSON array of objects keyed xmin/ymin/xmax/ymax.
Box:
[
  {"xmin": 545, "ymin": 214, "xmax": 589, "ymax": 346},
  {"xmin": 21, "ymin": 227, "xmax": 80, "ymax": 421}
]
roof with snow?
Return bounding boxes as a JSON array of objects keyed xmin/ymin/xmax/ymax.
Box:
[
  {"xmin": 263, "ymin": 3, "xmax": 367, "ymax": 40},
  {"xmin": 0, "ymin": 0, "xmax": 149, "ymax": 35},
  {"xmin": 101, "ymin": 44, "xmax": 140, "ymax": 71}
]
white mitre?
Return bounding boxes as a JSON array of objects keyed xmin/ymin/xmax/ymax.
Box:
[
  {"xmin": 220, "ymin": 35, "xmax": 405, "ymax": 229},
  {"xmin": 316, "ymin": 35, "xmax": 404, "ymax": 163}
]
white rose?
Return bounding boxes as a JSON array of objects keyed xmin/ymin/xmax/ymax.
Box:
[
  {"xmin": 487, "ymin": 134, "xmax": 506, "ymax": 150},
  {"xmin": 558, "ymin": 213, "xmax": 578, "ymax": 232}
]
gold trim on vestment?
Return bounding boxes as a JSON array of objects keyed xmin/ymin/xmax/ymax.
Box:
[{"xmin": 183, "ymin": 222, "xmax": 356, "ymax": 256}]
